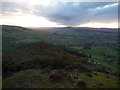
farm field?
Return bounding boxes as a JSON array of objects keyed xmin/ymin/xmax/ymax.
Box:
[
  {"xmin": 2, "ymin": 25, "xmax": 119, "ymax": 88},
  {"xmin": 2, "ymin": 25, "xmax": 119, "ymax": 71}
]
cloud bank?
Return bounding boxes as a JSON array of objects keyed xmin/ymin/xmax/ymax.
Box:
[
  {"xmin": 34, "ymin": 2, "xmax": 118, "ymax": 26},
  {"xmin": 1, "ymin": 1, "xmax": 118, "ymax": 27}
]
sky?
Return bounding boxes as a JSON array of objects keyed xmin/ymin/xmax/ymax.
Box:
[{"xmin": 0, "ymin": 0, "xmax": 119, "ymax": 28}]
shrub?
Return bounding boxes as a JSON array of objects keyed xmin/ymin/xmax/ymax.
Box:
[{"xmin": 76, "ymin": 81, "xmax": 87, "ymax": 88}]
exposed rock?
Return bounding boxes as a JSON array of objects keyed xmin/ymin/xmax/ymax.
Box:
[{"xmin": 49, "ymin": 71, "xmax": 62, "ymax": 81}]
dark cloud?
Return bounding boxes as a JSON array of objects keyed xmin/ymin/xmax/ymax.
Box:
[
  {"xmin": 34, "ymin": 2, "xmax": 118, "ymax": 26},
  {"xmin": 89, "ymin": 3, "xmax": 118, "ymax": 23},
  {"xmin": 1, "ymin": 2, "xmax": 30, "ymax": 13},
  {"xmin": 1, "ymin": 2, "xmax": 118, "ymax": 26}
]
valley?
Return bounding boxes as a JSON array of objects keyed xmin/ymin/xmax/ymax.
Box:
[{"xmin": 2, "ymin": 25, "xmax": 119, "ymax": 88}]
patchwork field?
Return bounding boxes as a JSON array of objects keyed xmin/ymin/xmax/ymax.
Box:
[
  {"xmin": 2, "ymin": 25, "xmax": 119, "ymax": 88},
  {"xmin": 2, "ymin": 25, "xmax": 119, "ymax": 71}
]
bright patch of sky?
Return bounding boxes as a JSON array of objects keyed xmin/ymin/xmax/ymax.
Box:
[{"xmin": 0, "ymin": 0, "xmax": 119, "ymax": 28}]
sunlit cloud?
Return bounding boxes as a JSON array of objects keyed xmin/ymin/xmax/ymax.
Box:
[
  {"xmin": 27, "ymin": 0, "xmax": 51, "ymax": 6},
  {"xmin": 1, "ymin": 14, "xmax": 66, "ymax": 27},
  {"xmin": 1, "ymin": 1, "xmax": 118, "ymax": 28},
  {"xmin": 79, "ymin": 22, "xmax": 118, "ymax": 28}
]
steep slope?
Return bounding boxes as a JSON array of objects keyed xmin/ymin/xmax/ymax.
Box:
[{"xmin": 3, "ymin": 42, "xmax": 91, "ymax": 78}]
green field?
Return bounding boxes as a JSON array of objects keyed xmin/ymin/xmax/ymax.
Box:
[
  {"xmin": 2, "ymin": 25, "xmax": 119, "ymax": 88},
  {"xmin": 2, "ymin": 25, "xmax": 119, "ymax": 71}
]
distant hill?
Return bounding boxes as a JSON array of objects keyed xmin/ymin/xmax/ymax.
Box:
[
  {"xmin": 2, "ymin": 25, "xmax": 30, "ymax": 31},
  {"xmin": 2, "ymin": 25, "xmax": 39, "ymax": 51}
]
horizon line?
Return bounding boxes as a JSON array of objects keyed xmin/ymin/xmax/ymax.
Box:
[{"xmin": 1, "ymin": 24, "xmax": 119, "ymax": 29}]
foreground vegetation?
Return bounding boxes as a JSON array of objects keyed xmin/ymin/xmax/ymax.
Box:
[{"xmin": 3, "ymin": 69, "xmax": 118, "ymax": 88}]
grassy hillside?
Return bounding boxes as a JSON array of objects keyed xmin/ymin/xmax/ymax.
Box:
[
  {"xmin": 2, "ymin": 42, "xmax": 119, "ymax": 88},
  {"xmin": 2, "ymin": 25, "xmax": 119, "ymax": 71},
  {"xmin": 2, "ymin": 25, "xmax": 119, "ymax": 88},
  {"xmin": 3, "ymin": 69, "xmax": 118, "ymax": 88},
  {"xmin": 3, "ymin": 42, "xmax": 95, "ymax": 78}
]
